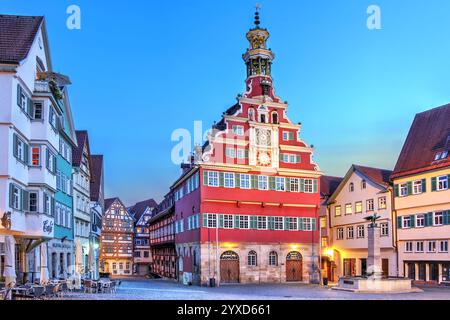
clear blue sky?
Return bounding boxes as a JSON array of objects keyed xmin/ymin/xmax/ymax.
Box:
[{"xmin": 3, "ymin": 0, "xmax": 450, "ymax": 205}]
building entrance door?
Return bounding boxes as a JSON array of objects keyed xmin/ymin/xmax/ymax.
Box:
[
  {"xmin": 382, "ymin": 259, "xmax": 389, "ymax": 278},
  {"xmin": 220, "ymin": 251, "xmax": 239, "ymax": 283},
  {"xmin": 429, "ymin": 263, "xmax": 438, "ymax": 282},
  {"xmin": 343, "ymin": 258, "xmax": 356, "ymax": 277},
  {"xmin": 360, "ymin": 259, "xmax": 367, "ymax": 276},
  {"xmin": 407, "ymin": 263, "xmax": 415, "ymax": 280},
  {"xmin": 286, "ymin": 252, "xmax": 303, "ymax": 282}
]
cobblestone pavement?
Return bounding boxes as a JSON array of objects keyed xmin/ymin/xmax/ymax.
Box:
[{"xmin": 59, "ymin": 278, "xmax": 450, "ymax": 300}]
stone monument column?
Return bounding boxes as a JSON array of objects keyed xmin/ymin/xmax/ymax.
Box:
[{"xmin": 367, "ymin": 224, "xmax": 383, "ymax": 280}]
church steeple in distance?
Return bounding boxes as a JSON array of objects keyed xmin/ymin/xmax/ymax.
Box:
[{"xmin": 242, "ymin": 5, "xmax": 276, "ymax": 98}]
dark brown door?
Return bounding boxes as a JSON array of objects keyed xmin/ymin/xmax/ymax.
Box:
[
  {"xmin": 220, "ymin": 251, "xmax": 239, "ymax": 283},
  {"xmin": 286, "ymin": 252, "xmax": 303, "ymax": 282},
  {"xmin": 382, "ymin": 259, "xmax": 389, "ymax": 278},
  {"xmin": 343, "ymin": 259, "xmax": 356, "ymax": 277}
]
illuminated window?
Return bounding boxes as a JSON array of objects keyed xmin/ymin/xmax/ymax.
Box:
[
  {"xmin": 378, "ymin": 197, "xmax": 387, "ymax": 209},
  {"xmin": 335, "ymin": 206, "xmax": 341, "ymax": 217},
  {"xmin": 355, "ymin": 202, "xmax": 362, "ymax": 214},
  {"xmin": 345, "ymin": 204, "xmax": 353, "ymax": 215}
]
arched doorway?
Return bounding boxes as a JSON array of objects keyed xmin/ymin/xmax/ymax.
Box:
[
  {"xmin": 220, "ymin": 251, "xmax": 240, "ymax": 283},
  {"xmin": 286, "ymin": 251, "xmax": 303, "ymax": 282}
]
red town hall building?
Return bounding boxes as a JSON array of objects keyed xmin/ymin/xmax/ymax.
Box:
[{"xmin": 167, "ymin": 11, "xmax": 322, "ymax": 286}]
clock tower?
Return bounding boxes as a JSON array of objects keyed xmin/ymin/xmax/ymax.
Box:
[{"xmin": 173, "ymin": 8, "xmax": 323, "ymax": 286}]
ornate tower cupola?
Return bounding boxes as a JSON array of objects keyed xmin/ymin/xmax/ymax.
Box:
[{"xmin": 242, "ymin": 6, "xmax": 276, "ymax": 99}]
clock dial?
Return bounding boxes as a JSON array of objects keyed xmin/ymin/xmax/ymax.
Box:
[
  {"xmin": 258, "ymin": 152, "xmax": 271, "ymax": 166},
  {"xmin": 256, "ymin": 129, "xmax": 272, "ymax": 146}
]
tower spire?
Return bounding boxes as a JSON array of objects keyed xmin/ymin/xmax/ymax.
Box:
[{"xmin": 254, "ymin": 3, "xmax": 261, "ymax": 28}]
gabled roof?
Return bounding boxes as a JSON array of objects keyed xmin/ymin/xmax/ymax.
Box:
[
  {"xmin": 104, "ymin": 197, "xmax": 127, "ymax": 213},
  {"xmin": 72, "ymin": 130, "xmax": 91, "ymax": 167},
  {"xmin": 320, "ymin": 176, "xmax": 343, "ymax": 197},
  {"xmin": 353, "ymin": 165, "xmax": 392, "ymax": 187},
  {"xmin": 90, "ymin": 155, "xmax": 103, "ymax": 202},
  {"xmin": 128, "ymin": 199, "xmax": 158, "ymax": 222},
  {"xmin": 0, "ymin": 15, "xmax": 44, "ymax": 64},
  {"xmin": 392, "ymin": 104, "xmax": 450, "ymax": 179},
  {"xmin": 328, "ymin": 164, "xmax": 392, "ymax": 203}
]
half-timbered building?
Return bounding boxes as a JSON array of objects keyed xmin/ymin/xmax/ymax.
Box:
[
  {"xmin": 129, "ymin": 198, "xmax": 156, "ymax": 276},
  {"xmin": 100, "ymin": 197, "xmax": 134, "ymax": 276},
  {"xmin": 149, "ymin": 192, "xmax": 177, "ymax": 279}
]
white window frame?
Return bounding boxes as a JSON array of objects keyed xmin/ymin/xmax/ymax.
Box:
[
  {"xmin": 274, "ymin": 217, "xmax": 284, "ymax": 230},
  {"xmin": 239, "ymin": 215, "xmax": 249, "ymax": 229},
  {"xmin": 223, "ymin": 214, "xmax": 233, "ymax": 229},
  {"xmin": 413, "ymin": 180, "xmax": 423, "ymax": 194},
  {"xmin": 258, "ymin": 175, "xmax": 268, "ymax": 190},
  {"xmin": 232, "ymin": 125, "xmax": 244, "ymax": 136},
  {"xmin": 225, "ymin": 148, "xmax": 236, "ymax": 159},
  {"xmin": 224, "ymin": 173, "xmax": 235, "ymax": 188},
  {"xmin": 347, "ymin": 226, "xmax": 354, "ymax": 239},
  {"xmin": 357, "ymin": 225, "xmax": 365, "ymax": 238},
  {"xmin": 405, "ymin": 241, "xmax": 413, "ymax": 253},
  {"xmin": 275, "ymin": 177, "xmax": 285, "ymax": 191},
  {"xmin": 257, "ymin": 216, "xmax": 267, "ymax": 230},
  {"xmin": 290, "ymin": 178, "xmax": 299, "ymax": 192},
  {"xmin": 287, "ymin": 217, "xmax": 298, "ymax": 231},
  {"xmin": 337, "ymin": 228, "xmax": 344, "ymax": 240},
  {"xmin": 236, "ymin": 149, "xmax": 246, "ymax": 159},
  {"xmin": 400, "ymin": 183, "xmax": 408, "ymax": 197},
  {"xmin": 434, "ymin": 212, "xmax": 443, "ymax": 226},
  {"xmin": 416, "ymin": 215, "xmax": 425, "ymax": 228},
  {"xmin": 402, "ymin": 216, "xmax": 411, "ymax": 229},
  {"xmin": 416, "ymin": 241, "xmax": 424, "ymax": 253},
  {"xmin": 380, "ymin": 222, "xmax": 389, "ymax": 236},
  {"xmin": 304, "ymin": 179, "xmax": 314, "ymax": 193},
  {"xmin": 439, "ymin": 240, "xmax": 449, "ymax": 253},
  {"xmin": 366, "ymin": 199, "xmax": 374, "ymax": 212},
  {"xmin": 207, "ymin": 171, "xmax": 219, "ymax": 187},
  {"xmin": 240, "ymin": 174, "xmax": 250, "ymax": 189},
  {"xmin": 437, "ymin": 176, "xmax": 448, "ymax": 191},
  {"xmin": 378, "ymin": 197, "xmax": 387, "ymax": 210},
  {"xmin": 428, "ymin": 241, "xmax": 436, "ymax": 253}
]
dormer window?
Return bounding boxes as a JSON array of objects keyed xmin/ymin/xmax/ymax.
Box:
[
  {"xmin": 248, "ymin": 108, "xmax": 255, "ymax": 121},
  {"xmin": 272, "ymin": 112, "xmax": 278, "ymax": 124},
  {"xmin": 434, "ymin": 152, "xmax": 442, "ymax": 161},
  {"xmin": 442, "ymin": 150, "xmax": 449, "ymax": 159},
  {"xmin": 349, "ymin": 183, "xmax": 354, "ymax": 192}
]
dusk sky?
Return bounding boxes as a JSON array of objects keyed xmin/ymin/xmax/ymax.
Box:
[{"xmin": 2, "ymin": 0, "xmax": 450, "ymax": 206}]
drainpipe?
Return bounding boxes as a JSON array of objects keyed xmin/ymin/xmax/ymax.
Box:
[{"xmin": 390, "ymin": 185, "xmax": 399, "ymax": 277}]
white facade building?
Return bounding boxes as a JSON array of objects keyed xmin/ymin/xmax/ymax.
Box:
[
  {"xmin": 327, "ymin": 165, "xmax": 397, "ymax": 278},
  {"xmin": 72, "ymin": 131, "xmax": 92, "ymax": 276},
  {"xmin": 0, "ymin": 15, "xmax": 60, "ymax": 284}
]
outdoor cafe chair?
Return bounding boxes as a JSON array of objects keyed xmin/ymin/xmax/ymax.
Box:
[{"xmin": 43, "ymin": 284, "xmax": 55, "ymax": 299}]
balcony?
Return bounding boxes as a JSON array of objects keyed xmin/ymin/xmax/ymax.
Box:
[{"xmin": 34, "ymin": 80, "xmax": 51, "ymax": 93}]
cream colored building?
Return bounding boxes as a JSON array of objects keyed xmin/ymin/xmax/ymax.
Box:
[
  {"xmin": 392, "ymin": 104, "xmax": 450, "ymax": 284},
  {"xmin": 327, "ymin": 165, "xmax": 397, "ymax": 278}
]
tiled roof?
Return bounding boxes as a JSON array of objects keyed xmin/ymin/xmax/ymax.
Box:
[
  {"xmin": 392, "ymin": 104, "xmax": 450, "ymax": 178},
  {"xmin": 90, "ymin": 155, "xmax": 103, "ymax": 202},
  {"xmin": 128, "ymin": 199, "xmax": 158, "ymax": 222},
  {"xmin": 353, "ymin": 164, "xmax": 392, "ymax": 187},
  {"xmin": 72, "ymin": 130, "xmax": 88, "ymax": 167},
  {"xmin": 0, "ymin": 15, "xmax": 43, "ymax": 64},
  {"xmin": 320, "ymin": 176, "xmax": 343, "ymax": 197}
]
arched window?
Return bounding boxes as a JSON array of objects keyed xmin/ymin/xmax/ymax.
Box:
[
  {"xmin": 272, "ymin": 112, "xmax": 279, "ymax": 124},
  {"xmin": 349, "ymin": 183, "xmax": 354, "ymax": 192},
  {"xmin": 258, "ymin": 106, "xmax": 268, "ymax": 124},
  {"xmin": 248, "ymin": 250, "xmax": 257, "ymax": 266},
  {"xmin": 248, "ymin": 108, "xmax": 255, "ymax": 121},
  {"xmin": 269, "ymin": 251, "xmax": 278, "ymax": 266},
  {"xmin": 361, "ymin": 180, "xmax": 367, "ymax": 189}
]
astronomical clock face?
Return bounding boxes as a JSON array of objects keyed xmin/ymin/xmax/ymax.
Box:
[
  {"xmin": 257, "ymin": 151, "xmax": 272, "ymax": 167},
  {"xmin": 256, "ymin": 128, "xmax": 271, "ymax": 146}
]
